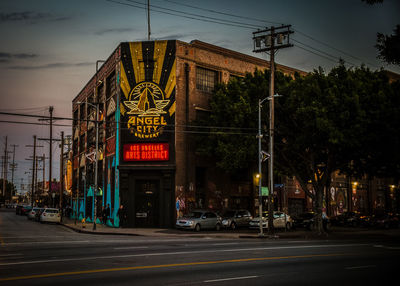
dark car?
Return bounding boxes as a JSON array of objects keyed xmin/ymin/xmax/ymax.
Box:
[
  {"xmin": 15, "ymin": 205, "xmax": 24, "ymax": 215},
  {"xmin": 20, "ymin": 205, "xmax": 33, "ymax": 216},
  {"xmin": 331, "ymin": 211, "xmax": 362, "ymax": 227},
  {"xmin": 372, "ymin": 213, "xmax": 400, "ymax": 229},
  {"xmin": 292, "ymin": 212, "xmax": 330, "ymax": 230},
  {"xmin": 221, "ymin": 209, "xmax": 253, "ymax": 230}
]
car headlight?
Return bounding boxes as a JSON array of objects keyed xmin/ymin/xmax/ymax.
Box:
[
  {"xmin": 187, "ymin": 221, "xmax": 194, "ymax": 226},
  {"xmin": 222, "ymin": 219, "xmax": 230, "ymax": 225}
]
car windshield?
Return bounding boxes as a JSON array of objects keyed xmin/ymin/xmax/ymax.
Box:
[
  {"xmin": 45, "ymin": 209, "xmax": 59, "ymax": 213},
  {"xmin": 223, "ymin": 211, "xmax": 236, "ymax": 217},
  {"xmin": 186, "ymin": 212, "xmax": 203, "ymax": 218}
]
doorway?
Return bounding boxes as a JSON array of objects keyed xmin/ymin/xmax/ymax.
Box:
[{"xmin": 135, "ymin": 180, "xmax": 159, "ymax": 227}]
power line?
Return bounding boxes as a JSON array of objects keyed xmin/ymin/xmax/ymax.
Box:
[
  {"xmin": 155, "ymin": 0, "xmax": 380, "ymax": 70},
  {"xmin": 162, "ymin": 0, "xmax": 283, "ymax": 26},
  {"xmin": 107, "ymin": 0, "xmax": 260, "ymax": 29}
]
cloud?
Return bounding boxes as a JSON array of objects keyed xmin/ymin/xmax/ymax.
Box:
[
  {"xmin": 0, "ymin": 11, "xmax": 71, "ymax": 23},
  {"xmin": 7, "ymin": 62, "xmax": 93, "ymax": 70},
  {"xmin": 95, "ymin": 27, "xmax": 137, "ymax": 35},
  {"xmin": 0, "ymin": 52, "xmax": 38, "ymax": 59}
]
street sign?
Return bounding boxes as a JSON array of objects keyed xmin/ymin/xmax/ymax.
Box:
[
  {"xmin": 261, "ymin": 186, "xmax": 269, "ymax": 196},
  {"xmin": 261, "ymin": 151, "xmax": 270, "ymax": 162}
]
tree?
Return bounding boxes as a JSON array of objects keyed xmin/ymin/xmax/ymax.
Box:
[
  {"xmin": 362, "ymin": 0, "xmax": 400, "ymax": 66},
  {"xmin": 376, "ymin": 25, "xmax": 400, "ymax": 66},
  {"xmin": 0, "ymin": 179, "xmax": 17, "ymax": 203},
  {"xmin": 196, "ymin": 64, "xmax": 398, "ymax": 234}
]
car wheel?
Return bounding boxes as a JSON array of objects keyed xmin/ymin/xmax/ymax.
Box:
[
  {"xmin": 195, "ymin": 224, "xmax": 201, "ymax": 232},
  {"xmin": 216, "ymin": 223, "xmax": 221, "ymax": 231},
  {"xmin": 286, "ymin": 222, "xmax": 292, "ymax": 231},
  {"xmin": 230, "ymin": 222, "xmax": 237, "ymax": 230}
]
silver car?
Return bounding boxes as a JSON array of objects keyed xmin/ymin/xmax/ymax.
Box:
[
  {"xmin": 221, "ymin": 209, "xmax": 253, "ymax": 230},
  {"xmin": 176, "ymin": 210, "xmax": 222, "ymax": 231},
  {"xmin": 249, "ymin": 211, "xmax": 293, "ymax": 230}
]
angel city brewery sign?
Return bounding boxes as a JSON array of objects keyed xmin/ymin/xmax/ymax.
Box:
[{"xmin": 124, "ymin": 81, "xmax": 170, "ymax": 138}]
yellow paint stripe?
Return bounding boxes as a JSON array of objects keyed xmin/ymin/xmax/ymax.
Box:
[
  {"xmin": 120, "ymin": 63, "xmax": 131, "ymax": 100},
  {"xmin": 153, "ymin": 41, "xmax": 167, "ymax": 84},
  {"xmin": 168, "ymin": 101, "xmax": 176, "ymax": 116},
  {"xmin": 0, "ymin": 253, "xmax": 347, "ymax": 282},
  {"xmin": 129, "ymin": 42, "xmax": 143, "ymax": 84},
  {"xmin": 164, "ymin": 60, "xmax": 176, "ymax": 99}
]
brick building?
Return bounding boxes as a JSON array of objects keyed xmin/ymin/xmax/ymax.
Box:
[{"xmin": 71, "ymin": 39, "xmax": 309, "ymax": 228}]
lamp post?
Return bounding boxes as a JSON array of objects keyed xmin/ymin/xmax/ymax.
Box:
[
  {"xmin": 258, "ymin": 97, "xmax": 268, "ymax": 237},
  {"xmin": 258, "ymin": 95, "xmax": 281, "ymax": 237}
]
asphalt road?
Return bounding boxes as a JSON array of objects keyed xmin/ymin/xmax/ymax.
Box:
[{"xmin": 1, "ymin": 209, "xmax": 399, "ymax": 286}]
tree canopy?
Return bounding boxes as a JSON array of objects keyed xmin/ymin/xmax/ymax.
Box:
[{"xmin": 195, "ymin": 64, "xmax": 399, "ymax": 232}]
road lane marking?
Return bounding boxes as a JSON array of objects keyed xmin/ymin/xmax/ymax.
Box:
[
  {"xmin": 0, "ymin": 253, "xmax": 348, "ymax": 282},
  {"xmin": 346, "ymin": 265, "xmax": 376, "ymax": 270},
  {"xmin": 114, "ymin": 246, "xmax": 149, "ymax": 250},
  {"xmin": 0, "ymin": 243, "xmax": 367, "ymax": 266},
  {"xmin": 204, "ymin": 275, "xmax": 258, "ymax": 283},
  {"xmin": 212, "ymin": 243, "xmax": 239, "ymax": 246}
]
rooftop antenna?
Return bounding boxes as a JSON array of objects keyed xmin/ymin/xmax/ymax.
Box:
[{"xmin": 147, "ymin": 0, "xmax": 151, "ymax": 40}]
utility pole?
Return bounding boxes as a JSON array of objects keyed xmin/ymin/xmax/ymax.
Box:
[
  {"xmin": 30, "ymin": 136, "xmax": 36, "ymax": 208},
  {"xmin": 2, "ymin": 136, "xmax": 7, "ymax": 198},
  {"xmin": 60, "ymin": 131, "xmax": 64, "ymax": 212},
  {"xmin": 147, "ymin": 0, "xmax": 151, "ymax": 40},
  {"xmin": 253, "ymin": 25, "xmax": 293, "ymax": 236},
  {"xmin": 49, "ymin": 106, "xmax": 53, "ymax": 202},
  {"xmin": 26, "ymin": 137, "xmax": 43, "ymax": 207},
  {"xmin": 10, "ymin": 144, "xmax": 18, "ymax": 197}
]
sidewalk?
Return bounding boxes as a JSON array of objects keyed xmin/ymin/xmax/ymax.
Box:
[{"xmin": 61, "ymin": 217, "xmax": 400, "ymax": 240}]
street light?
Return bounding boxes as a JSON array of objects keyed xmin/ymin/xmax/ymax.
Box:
[
  {"xmin": 76, "ymin": 101, "xmax": 99, "ymax": 231},
  {"xmin": 258, "ymin": 94, "xmax": 281, "ymax": 237}
]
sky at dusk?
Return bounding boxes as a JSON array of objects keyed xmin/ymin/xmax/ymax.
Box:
[{"xmin": 0, "ymin": 0, "xmax": 399, "ymax": 193}]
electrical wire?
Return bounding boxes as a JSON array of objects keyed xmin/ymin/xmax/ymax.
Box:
[
  {"xmin": 162, "ymin": 0, "xmax": 283, "ymax": 26},
  {"xmin": 106, "ymin": 0, "xmax": 259, "ymax": 29},
  {"xmin": 151, "ymin": 0, "xmax": 380, "ymax": 69}
]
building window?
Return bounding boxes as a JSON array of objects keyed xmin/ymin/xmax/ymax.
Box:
[{"xmin": 196, "ymin": 66, "xmax": 218, "ymax": 93}]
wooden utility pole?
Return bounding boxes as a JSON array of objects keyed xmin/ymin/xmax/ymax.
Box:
[
  {"xmin": 10, "ymin": 144, "xmax": 18, "ymax": 197},
  {"xmin": 253, "ymin": 25, "xmax": 293, "ymax": 236},
  {"xmin": 31, "ymin": 136, "xmax": 36, "ymax": 208},
  {"xmin": 60, "ymin": 131, "xmax": 64, "ymax": 211},
  {"xmin": 2, "ymin": 136, "xmax": 7, "ymax": 198}
]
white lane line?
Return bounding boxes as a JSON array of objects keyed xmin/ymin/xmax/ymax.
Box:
[
  {"xmin": 113, "ymin": 246, "xmax": 149, "ymax": 250},
  {"xmin": 0, "ymin": 243, "xmax": 368, "ymax": 266},
  {"xmin": 204, "ymin": 276, "xmax": 259, "ymax": 283},
  {"xmin": 346, "ymin": 265, "xmax": 376, "ymax": 270}
]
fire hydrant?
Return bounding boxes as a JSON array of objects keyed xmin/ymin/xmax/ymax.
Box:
[{"xmin": 81, "ymin": 218, "xmax": 86, "ymax": 228}]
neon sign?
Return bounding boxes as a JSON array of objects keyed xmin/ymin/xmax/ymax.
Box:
[{"xmin": 123, "ymin": 143, "xmax": 169, "ymax": 161}]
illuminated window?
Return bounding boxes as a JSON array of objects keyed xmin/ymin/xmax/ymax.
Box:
[{"xmin": 196, "ymin": 66, "xmax": 218, "ymax": 93}]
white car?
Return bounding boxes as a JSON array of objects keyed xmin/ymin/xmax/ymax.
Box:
[
  {"xmin": 27, "ymin": 207, "xmax": 43, "ymax": 220},
  {"xmin": 40, "ymin": 208, "xmax": 61, "ymax": 223},
  {"xmin": 249, "ymin": 211, "xmax": 293, "ymax": 230}
]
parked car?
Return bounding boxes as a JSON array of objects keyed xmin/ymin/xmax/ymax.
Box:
[
  {"xmin": 221, "ymin": 209, "xmax": 253, "ymax": 230},
  {"xmin": 331, "ymin": 211, "xmax": 364, "ymax": 227},
  {"xmin": 249, "ymin": 211, "xmax": 293, "ymax": 230},
  {"xmin": 176, "ymin": 210, "xmax": 222, "ymax": 231},
  {"xmin": 27, "ymin": 207, "xmax": 43, "ymax": 220},
  {"xmin": 292, "ymin": 212, "xmax": 330, "ymax": 230},
  {"xmin": 15, "ymin": 205, "xmax": 24, "ymax": 215},
  {"xmin": 20, "ymin": 205, "xmax": 33, "ymax": 216},
  {"xmin": 39, "ymin": 208, "xmax": 61, "ymax": 223},
  {"xmin": 372, "ymin": 213, "xmax": 400, "ymax": 229}
]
